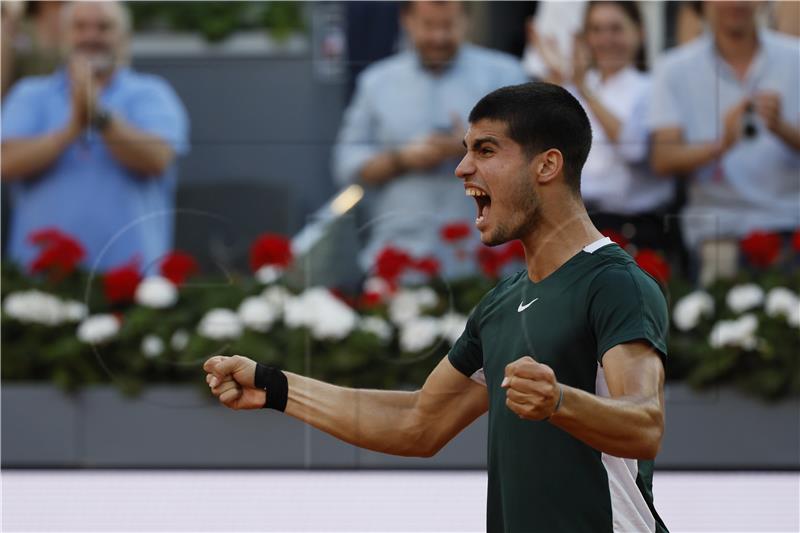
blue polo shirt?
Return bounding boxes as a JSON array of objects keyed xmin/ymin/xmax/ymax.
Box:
[{"xmin": 2, "ymin": 67, "xmax": 189, "ymax": 272}]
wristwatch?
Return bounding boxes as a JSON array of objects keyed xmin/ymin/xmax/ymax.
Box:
[{"xmin": 91, "ymin": 107, "xmax": 114, "ymax": 132}]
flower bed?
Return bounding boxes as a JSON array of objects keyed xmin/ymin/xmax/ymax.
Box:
[{"xmin": 2, "ymin": 226, "xmax": 798, "ymax": 401}]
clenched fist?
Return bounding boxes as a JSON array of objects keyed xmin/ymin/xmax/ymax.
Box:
[
  {"xmin": 501, "ymin": 356, "xmax": 562, "ymax": 421},
  {"xmin": 203, "ymin": 354, "xmax": 265, "ymax": 410}
]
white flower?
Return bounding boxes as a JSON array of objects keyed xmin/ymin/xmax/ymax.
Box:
[
  {"xmin": 135, "ymin": 276, "xmax": 178, "ymax": 309},
  {"xmin": 2, "ymin": 290, "xmax": 85, "ymax": 326},
  {"xmin": 197, "ymin": 308, "xmax": 243, "ymax": 340},
  {"xmin": 77, "ymin": 314, "xmax": 120, "ymax": 344},
  {"xmin": 63, "ymin": 300, "xmax": 88, "ymax": 322},
  {"xmin": 141, "ymin": 334, "xmax": 164, "ymax": 358},
  {"xmin": 709, "ymin": 314, "xmax": 758, "ymax": 350},
  {"xmin": 388, "ymin": 288, "xmax": 439, "ymax": 326},
  {"xmin": 261, "ymin": 285, "xmax": 291, "ymax": 312},
  {"xmin": 788, "ymin": 305, "xmax": 800, "ymax": 328},
  {"xmin": 284, "ymin": 287, "xmax": 358, "ymax": 340},
  {"xmin": 672, "ymin": 291, "xmax": 715, "ymax": 332},
  {"xmin": 439, "ymin": 312, "xmax": 468, "ymax": 345},
  {"xmin": 363, "ymin": 276, "xmax": 391, "ymax": 298},
  {"xmin": 726, "ymin": 284, "xmax": 764, "ymax": 314},
  {"xmin": 170, "ymin": 329, "xmax": 190, "ymax": 351},
  {"xmin": 765, "ymin": 287, "xmax": 799, "ymax": 320},
  {"xmin": 358, "ymin": 316, "xmax": 393, "ymax": 343},
  {"xmin": 238, "ymin": 296, "xmax": 278, "ymax": 332},
  {"xmin": 255, "ymin": 265, "xmax": 283, "ymax": 284},
  {"xmin": 399, "ymin": 316, "xmax": 441, "ymax": 353}
]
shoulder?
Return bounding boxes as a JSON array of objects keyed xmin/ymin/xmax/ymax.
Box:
[
  {"xmin": 652, "ymin": 36, "xmax": 709, "ymax": 77},
  {"xmin": 462, "ymin": 44, "xmax": 525, "ymax": 75},
  {"xmin": 4, "ymin": 72, "xmax": 60, "ymax": 102},
  {"xmin": 357, "ymin": 51, "xmax": 415, "ymax": 89},
  {"xmin": 121, "ymin": 69, "xmax": 180, "ymax": 97},
  {"xmin": 763, "ymin": 30, "xmax": 800, "ymax": 64},
  {"xmin": 589, "ymin": 252, "xmax": 667, "ymax": 312}
]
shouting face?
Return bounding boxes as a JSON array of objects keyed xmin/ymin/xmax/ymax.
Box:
[{"xmin": 455, "ymin": 119, "xmax": 541, "ymax": 246}]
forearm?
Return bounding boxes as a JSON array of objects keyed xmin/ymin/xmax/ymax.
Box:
[
  {"xmin": 102, "ymin": 117, "xmax": 174, "ymax": 177},
  {"xmin": 549, "ymin": 385, "xmax": 664, "ymax": 459},
  {"xmin": 580, "ymin": 88, "xmax": 622, "ymax": 143},
  {"xmin": 358, "ymin": 150, "xmax": 404, "ymax": 186},
  {"xmin": 285, "ymin": 372, "xmax": 431, "ymax": 457},
  {"xmin": 1, "ymin": 126, "xmax": 78, "ymax": 181},
  {"xmin": 774, "ymin": 120, "xmax": 800, "ymax": 151},
  {"xmin": 650, "ymin": 140, "xmax": 719, "ymax": 176}
]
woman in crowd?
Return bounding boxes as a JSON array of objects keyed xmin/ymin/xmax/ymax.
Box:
[{"xmin": 567, "ymin": 1, "xmax": 676, "ymax": 255}]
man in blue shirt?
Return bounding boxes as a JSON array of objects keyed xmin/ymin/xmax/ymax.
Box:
[
  {"xmin": 648, "ymin": 1, "xmax": 799, "ymax": 282},
  {"xmin": 1, "ymin": 1, "xmax": 189, "ymax": 273},
  {"xmin": 333, "ymin": 1, "xmax": 527, "ymax": 279}
]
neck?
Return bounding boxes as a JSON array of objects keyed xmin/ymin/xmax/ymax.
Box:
[
  {"xmin": 598, "ymin": 63, "xmax": 627, "ymax": 82},
  {"xmin": 519, "ymin": 199, "xmax": 603, "ymax": 283},
  {"xmin": 714, "ymin": 25, "xmax": 759, "ymax": 74}
]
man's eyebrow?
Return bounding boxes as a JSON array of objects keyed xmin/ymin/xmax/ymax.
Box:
[{"xmin": 469, "ymin": 136, "xmax": 500, "ymax": 150}]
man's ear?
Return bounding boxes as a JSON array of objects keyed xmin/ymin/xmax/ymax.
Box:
[{"xmin": 534, "ymin": 149, "xmax": 564, "ymax": 185}]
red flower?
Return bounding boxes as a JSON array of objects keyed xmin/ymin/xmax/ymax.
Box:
[
  {"xmin": 501, "ymin": 240, "xmax": 525, "ymax": 262},
  {"xmin": 412, "ymin": 256, "xmax": 441, "ymax": 277},
  {"xmin": 28, "ymin": 227, "xmax": 85, "ymax": 280},
  {"xmin": 103, "ymin": 259, "xmax": 142, "ymax": 305},
  {"xmin": 250, "ymin": 234, "xmax": 293, "ymax": 272},
  {"xmin": 635, "ymin": 249, "xmax": 671, "ymax": 284},
  {"xmin": 159, "ymin": 251, "xmax": 198, "ymax": 286},
  {"xmin": 793, "ymin": 229, "xmax": 800, "ymax": 253},
  {"xmin": 358, "ymin": 291, "xmax": 384, "ymax": 309},
  {"xmin": 740, "ymin": 230, "xmax": 782, "ymax": 269},
  {"xmin": 375, "ymin": 247, "xmax": 413, "ymax": 283},
  {"xmin": 600, "ymin": 228, "xmax": 629, "ymax": 250},
  {"xmin": 440, "ymin": 221, "xmax": 472, "ymax": 242},
  {"xmin": 477, "ymin": 246, "xmax": 505, "ymax": 278}
]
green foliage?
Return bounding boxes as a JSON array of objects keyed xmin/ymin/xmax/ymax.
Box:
[{"xmin": 128, "ymin": 2, "xmax": 306, "ymax": 42}]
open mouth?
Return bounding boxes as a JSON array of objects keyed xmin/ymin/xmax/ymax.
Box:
[{"xmin": 466, "ymin": 186, "xmax": 491, "ymax": 227}]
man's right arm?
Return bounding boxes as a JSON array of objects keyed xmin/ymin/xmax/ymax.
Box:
[
  {"xmin": 1, "ymin": 125, "xmax": 80, "ymax": 181},
  {"xmin": 204, "ymin": 354, "xmax": 488, "ymax": 458}
]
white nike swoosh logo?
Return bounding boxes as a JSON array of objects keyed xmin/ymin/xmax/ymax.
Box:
[{"xmin": 517, "ymin": 298, "xmax": 539, "ymax": 312}]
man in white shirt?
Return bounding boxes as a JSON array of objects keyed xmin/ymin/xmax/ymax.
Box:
[{"xmin": 649, "ymin": 1, "xmax": 799, "ymax": 282}]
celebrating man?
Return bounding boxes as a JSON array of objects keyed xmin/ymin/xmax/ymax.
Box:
[{"xmin": 206, "ymin": 82, "xmax": 669, "ymax": 532}]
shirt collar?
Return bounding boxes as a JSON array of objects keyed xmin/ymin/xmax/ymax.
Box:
[
  {"xmin": 411, "ymin": 44, "xmax": 466, "ymax": 77},
  {"xmin": 55, "ymin": 64, "xmax": 130, "ymax": 95},
  {"xmin": 705, "ymin": 29, "xmax": 769, "ymax": 87}
]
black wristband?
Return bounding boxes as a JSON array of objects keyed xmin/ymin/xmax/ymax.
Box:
[{"xmin": 254, "ymin": 363, "xmax": 288, "ymax": 411}]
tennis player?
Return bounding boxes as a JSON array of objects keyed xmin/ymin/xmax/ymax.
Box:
[{"xmin": 205, "ymin": 82, "xmax": 669, "ymax": 532}]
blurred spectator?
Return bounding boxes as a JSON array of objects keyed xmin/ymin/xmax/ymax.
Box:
[
  {"xmin": 332, "ymin": 1, "xmax": 526, "ymax": 278},
  {"xmin": 4, "ymin": 1, "xmax": 66, "ymax": 97},
  {"xmin": 1, "ymin": 1, "xmax": 189, "ymax": 273},
  {"xmin": 522, "ymin": 0, "xmax": 587, "ymax": 82},
  {"xmin": 569, "ymin": 1, "xmax": 674, "ymax": 252},
  {"xmin": 649, "ymin": 1, "xmax": 799, "ymax": 284}
]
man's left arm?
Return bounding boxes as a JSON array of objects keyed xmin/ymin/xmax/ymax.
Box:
[
  {"xmin": 101, "ymin": 118, "xmax": 176, "ymax": 177},
  {"xmin": 503, "ymin": 342, "xmax": 665, "ymax": 459},
  {"xmin": 102, "ymin": 78, "xmax": 190, "ymax": 178}
]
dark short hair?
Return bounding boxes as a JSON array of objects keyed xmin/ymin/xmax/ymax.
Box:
[{"xmin": 468, "ymin": 82, "xmax": 592, "ymax": 195}]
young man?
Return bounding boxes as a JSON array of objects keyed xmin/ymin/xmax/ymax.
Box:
[{"xmin": 205, "ymin": 82, "xmax": 670, "ymax": 533}]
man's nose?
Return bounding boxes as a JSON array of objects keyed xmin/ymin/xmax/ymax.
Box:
[{"xmin": 455, "ymin": 152, "xmax": 474, "ymax": 180}]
